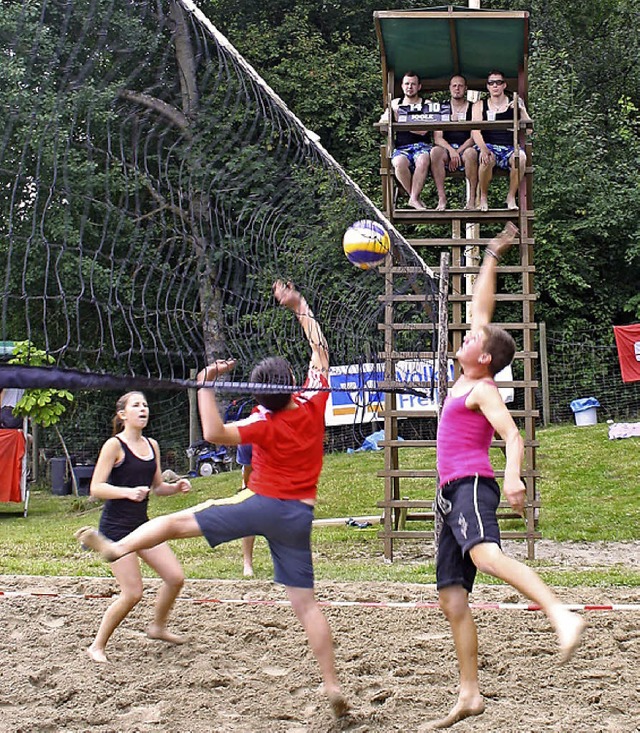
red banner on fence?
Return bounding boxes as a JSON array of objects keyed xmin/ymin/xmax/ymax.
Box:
[{"xmin": 613, "ymin": 324, "xmax": 640, "ymax": 383}]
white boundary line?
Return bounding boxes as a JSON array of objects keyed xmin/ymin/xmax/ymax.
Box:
[{"xmin": 0, "ymin": 590, "xmax": 638, "ymax": 612}]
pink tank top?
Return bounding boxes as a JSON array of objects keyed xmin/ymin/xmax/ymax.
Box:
[{"xmin": 436, "ymin": 386, "xmax": 495, "ymax": 487}]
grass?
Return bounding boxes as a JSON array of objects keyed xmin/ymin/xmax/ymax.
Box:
[{"xmin": 0, "ymin": 422, "xmax": 638, "ymax": 587}]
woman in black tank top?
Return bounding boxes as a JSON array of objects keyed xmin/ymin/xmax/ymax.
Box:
[{"xmin": 82, "ymin": 391, "xmax": 191, "ymax": 663}]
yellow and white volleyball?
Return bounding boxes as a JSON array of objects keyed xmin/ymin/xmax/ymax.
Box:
[{"xmin": 342, "ymin": 220, "xmax": 391, "ymax": 270}]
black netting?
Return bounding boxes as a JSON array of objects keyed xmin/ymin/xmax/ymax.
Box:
[{"xmin": 0, "ymin": 0, "xmax": 437, "ymax": 397}]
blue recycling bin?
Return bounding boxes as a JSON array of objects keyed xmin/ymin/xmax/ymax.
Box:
[{"xmin": 570, "ymin": 397, "xmax": 600, "ymax": 426}]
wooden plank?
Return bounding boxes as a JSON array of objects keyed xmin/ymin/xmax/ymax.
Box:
[
  {"xmin": 378, "ymin": 530, "xmax": 542, "ymax": 540},
  {"xmin": 391, "ymin": 209, "xmax": 533, "ymax": 223},
  {"xmin": 377, "ymin": 409, "xmax": 539, "ymax": 418},
  {"xmin": 408, "ymin": 238, "xmax": 535, "ymax": 247},
  {"xmin": 377, "ymin": 322, "xmax": 538, "ymax": 333},
  {"xmin": 378, "ymin": 293, "xmax": 536, "ymax": 303}
]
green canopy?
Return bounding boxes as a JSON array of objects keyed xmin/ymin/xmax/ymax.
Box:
[{"xmin": 374, "ymin": 6, "xmax": 529, "ymax": 97}]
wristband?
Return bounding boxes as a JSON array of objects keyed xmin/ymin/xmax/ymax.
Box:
[{"xmin": 485, "ymin": 248, "xmax": 500, "ymax": 261}]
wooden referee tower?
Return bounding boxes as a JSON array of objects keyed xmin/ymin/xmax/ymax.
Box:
[{"xmin": 373, "ymin": 8, "xmax": 540, "ymax": 560}]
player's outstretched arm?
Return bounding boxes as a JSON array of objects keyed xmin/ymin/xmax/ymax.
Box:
[
  {"xmin": 273, "ymin": 280, "xmax": 329, "ymax": 374},
  {"xmin": 471, "ymin": 222, "xmax": 518, "ymax": 332},
  {"xmin": 197, "ymin": 359, "xmax": 242, "ymax": 446}
]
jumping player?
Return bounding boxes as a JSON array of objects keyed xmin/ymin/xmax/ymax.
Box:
[
  {"xmin": 425, "ymin": 223, "xmax": 585, "ymax": 729},
  {"xmin": 76, "ymin": 280, "xmax": 348, "ymax": 718}
]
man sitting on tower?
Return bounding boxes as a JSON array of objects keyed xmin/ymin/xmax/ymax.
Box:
[
  {"xmin": 433, "ymin": 75, "xmax": 479, "ymax": 210},
  {"xmin": 379, "ymin": 70, "xmax": 448, "ymax": 211}
]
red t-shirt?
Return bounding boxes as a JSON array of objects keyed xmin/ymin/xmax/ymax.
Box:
[{"xmin": 235, "ymin": 369, "xmax": 329, "ymax": 501}]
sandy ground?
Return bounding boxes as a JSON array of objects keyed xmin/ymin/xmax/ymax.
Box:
[{"xmin": 0, "ymin": 543, "xmax": 638, "ymax": 733}]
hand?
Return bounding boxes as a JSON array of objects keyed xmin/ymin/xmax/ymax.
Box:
[
  {"xmin": 479, "ymin": 147, "xmax": 494, "ymax": 166},
  {"xmin": 175, "ymin": 478, "xmax": 191, "ymax": 494},
  {"xmin": 273, "ymin": 280, "xmax": 303, "ymax": 311},
  {"xmin": 488, "ymin": 222, "xmax": 519, "ymax": 259},
  {"xmin": 197, "ymin": 359, "xmax": 237, "ymax": 383},
  {"xmin": 129, "ymin": 486, "xmax": 151, "ymax": 502},
  {"xmin": 503, "ymin": 478, "xmax": 526, "ymax": 516},
  {"xmin": 448, "ymin": 150, "xmax": 462, "ymax": 171}
]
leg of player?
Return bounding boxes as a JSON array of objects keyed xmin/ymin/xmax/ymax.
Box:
[
  {"xmin": 421, "ymin": 586, "xmax": 485, "ymax": 730},
  {"xmin": 87, "ymin": 553, "xmax": 144, "ymax": 663},
  {"xmin": 140, "ymin": 543, "xmax": 186, "ymax": 644},
  {"xmin": 76, "ymin": 512, "xmax": 203, "ymax": 561},
  {"xmin": 470, "ymin": 542, "xmax": 586, "ymax": 662},
  {"xmin": 285, "ymin": 585, "xmax": 349, "ymax": 719},
  {"xmin": 242, "ymin": 535, "xmax": 255, "ymax": 577}
]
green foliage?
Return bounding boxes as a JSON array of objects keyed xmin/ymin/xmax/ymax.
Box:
[{"xmin": 9, "ymin": 342, "xmax": 74, "ymax": 427}]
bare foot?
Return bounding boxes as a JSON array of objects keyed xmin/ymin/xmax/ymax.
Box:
[
  {"xmin": 147, "ymin": 624, "xmax": 186, "ymax": 645},
  {"xmin": 506, "ymin": 196, "xmax": 518, "ymax": 210},
  {"xmin": 436, "ymin": 198, "xmax": 447, "ymax": 212},
  {"xmin": 408, "ymin": 197, "xmax": 427, "ymax": 210},
  {"xmin": 243, "ymin": 566, "xmax": 254, "ymax": 578},
  {"xmin": 464, "ymin": 198, "xmax": 476, "ymax": 210},
  {"xmin": 420, "ymin": 695, "xmax": 485, "ymax": 730},
  {"xmin": 87, "ymin": 645, "xmax": 108, "ymax": 663},
  {"xmin": 557, "ymin": 611, "xmax": 586, "ymax": 664},
  {"xmin": 326, "ymin": 689, "xmax": 349, "ymax": 719},
  {"xmin": 75, "ymin": 526, "xmax": 122, "ymax": 563},
  {"xmin": 479, "ymin": 199, "xmax": 488, "ymax": 212}
]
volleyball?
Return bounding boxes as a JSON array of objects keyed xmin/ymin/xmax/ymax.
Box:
[{"xmin": 342, "ymin": 219, "xmax": 391, "ymax": 270}]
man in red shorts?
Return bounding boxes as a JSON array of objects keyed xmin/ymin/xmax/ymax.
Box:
[{"xmin": 76, "ymin": 280, "xmax": 348, "ymax": 719}]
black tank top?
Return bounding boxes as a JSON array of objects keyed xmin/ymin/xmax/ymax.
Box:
[
  {"xmin": 99, "ymin": 436, "xmax": 157, "ymax": 535},
  {"xmin": 395, "ymin": 101, "xmax": 434, "ymax": 147},
  {"xmin": 442, "ymin": 101, "xmax": 472, "ymax": 146},
  {"xmin": 481, "ymin": 98, "xmax": 514, "ymax": 146}
]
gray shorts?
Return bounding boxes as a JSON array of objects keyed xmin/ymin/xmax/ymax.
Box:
[{"xmin": 195, "ymin": 489, "xmax": 315, "ymax": 588}]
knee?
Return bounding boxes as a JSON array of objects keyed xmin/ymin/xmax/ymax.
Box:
[
  {"xmin": 430, "ymin": 147, "xmax": 445, "ymax": 164},
  {"xmin": 463, "ymin": 149, "xmax": 478, "ymax": 167},
  {"xmin": 439, "ymin": 590, "xmax": 469, "ymax": 623},
  {"xmin": 511, "ymin": 151, "xmax": 526, "ymax": 170},
  {"xmin": 415, "ymin": 155, "xmax": 430, "ymax": 172},
  {"xmin": 393, "ymin": 158, "xmax": 408, "ymax": 173},
  {"xmin": 286, "ymin": 588, "xmax": 317, "ymax": 624},
  {"xmin": 469, "ymin": 543, "xmax": 502, "ymax": 576},
  {"xmin": 163, "ymin": 569, "xmax": 185, "ymax": 591},
  {"xmin": 121, "ymin": 586, "xmax": 144, "ymax": 608}
]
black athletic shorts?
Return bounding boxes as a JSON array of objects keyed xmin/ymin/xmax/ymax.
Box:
[{"xmin": 435, "ymin": 474, "xmax": 501, "ymax": 592}]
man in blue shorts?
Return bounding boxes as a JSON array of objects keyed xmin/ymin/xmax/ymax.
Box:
[
  {"xmin": 76, "ymin": 280, "xmax": 349, "ymax": 719},
  {"xmin": 471, "ymin": 70, "xmax": 531, "ymax": 211},
  {"xmin": 433, "ymin": 75, "xmax": 478, "ymax": 210},
  {"xmin": 379, "ymin": 70, "xmax": 447, "ymax": 210},
  {"xmin": 425, "ymin": 223, "xmax": 585, "ymax": 729}
]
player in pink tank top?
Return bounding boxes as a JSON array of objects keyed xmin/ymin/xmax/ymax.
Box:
[{"xmin": 428, "ymin": 224, "xmax": 586, "ymax": 729}]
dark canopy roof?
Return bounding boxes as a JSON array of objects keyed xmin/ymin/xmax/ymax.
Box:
[{"xmin": 374, "ymin": 6, "xmax": 529, "ymax": 97}]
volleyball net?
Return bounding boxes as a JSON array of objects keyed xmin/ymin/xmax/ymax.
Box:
[{"xmin": 0, "ymin": 0, "xmax": 437, "ymax": 402}]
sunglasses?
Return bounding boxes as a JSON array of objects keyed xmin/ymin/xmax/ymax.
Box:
[{"xmin": 487, "ymin": 79, "xmax": 505, "ymax": 86}]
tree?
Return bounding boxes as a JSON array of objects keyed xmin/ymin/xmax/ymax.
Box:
[{"xmin": 9, "ymin": 342, "xmax": 77, "ymax": 493}]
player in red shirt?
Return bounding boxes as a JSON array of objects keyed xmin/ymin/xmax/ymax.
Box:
[{"xmin": 76, "ymin": 281, "xmax": 348, "ymax": 719}]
